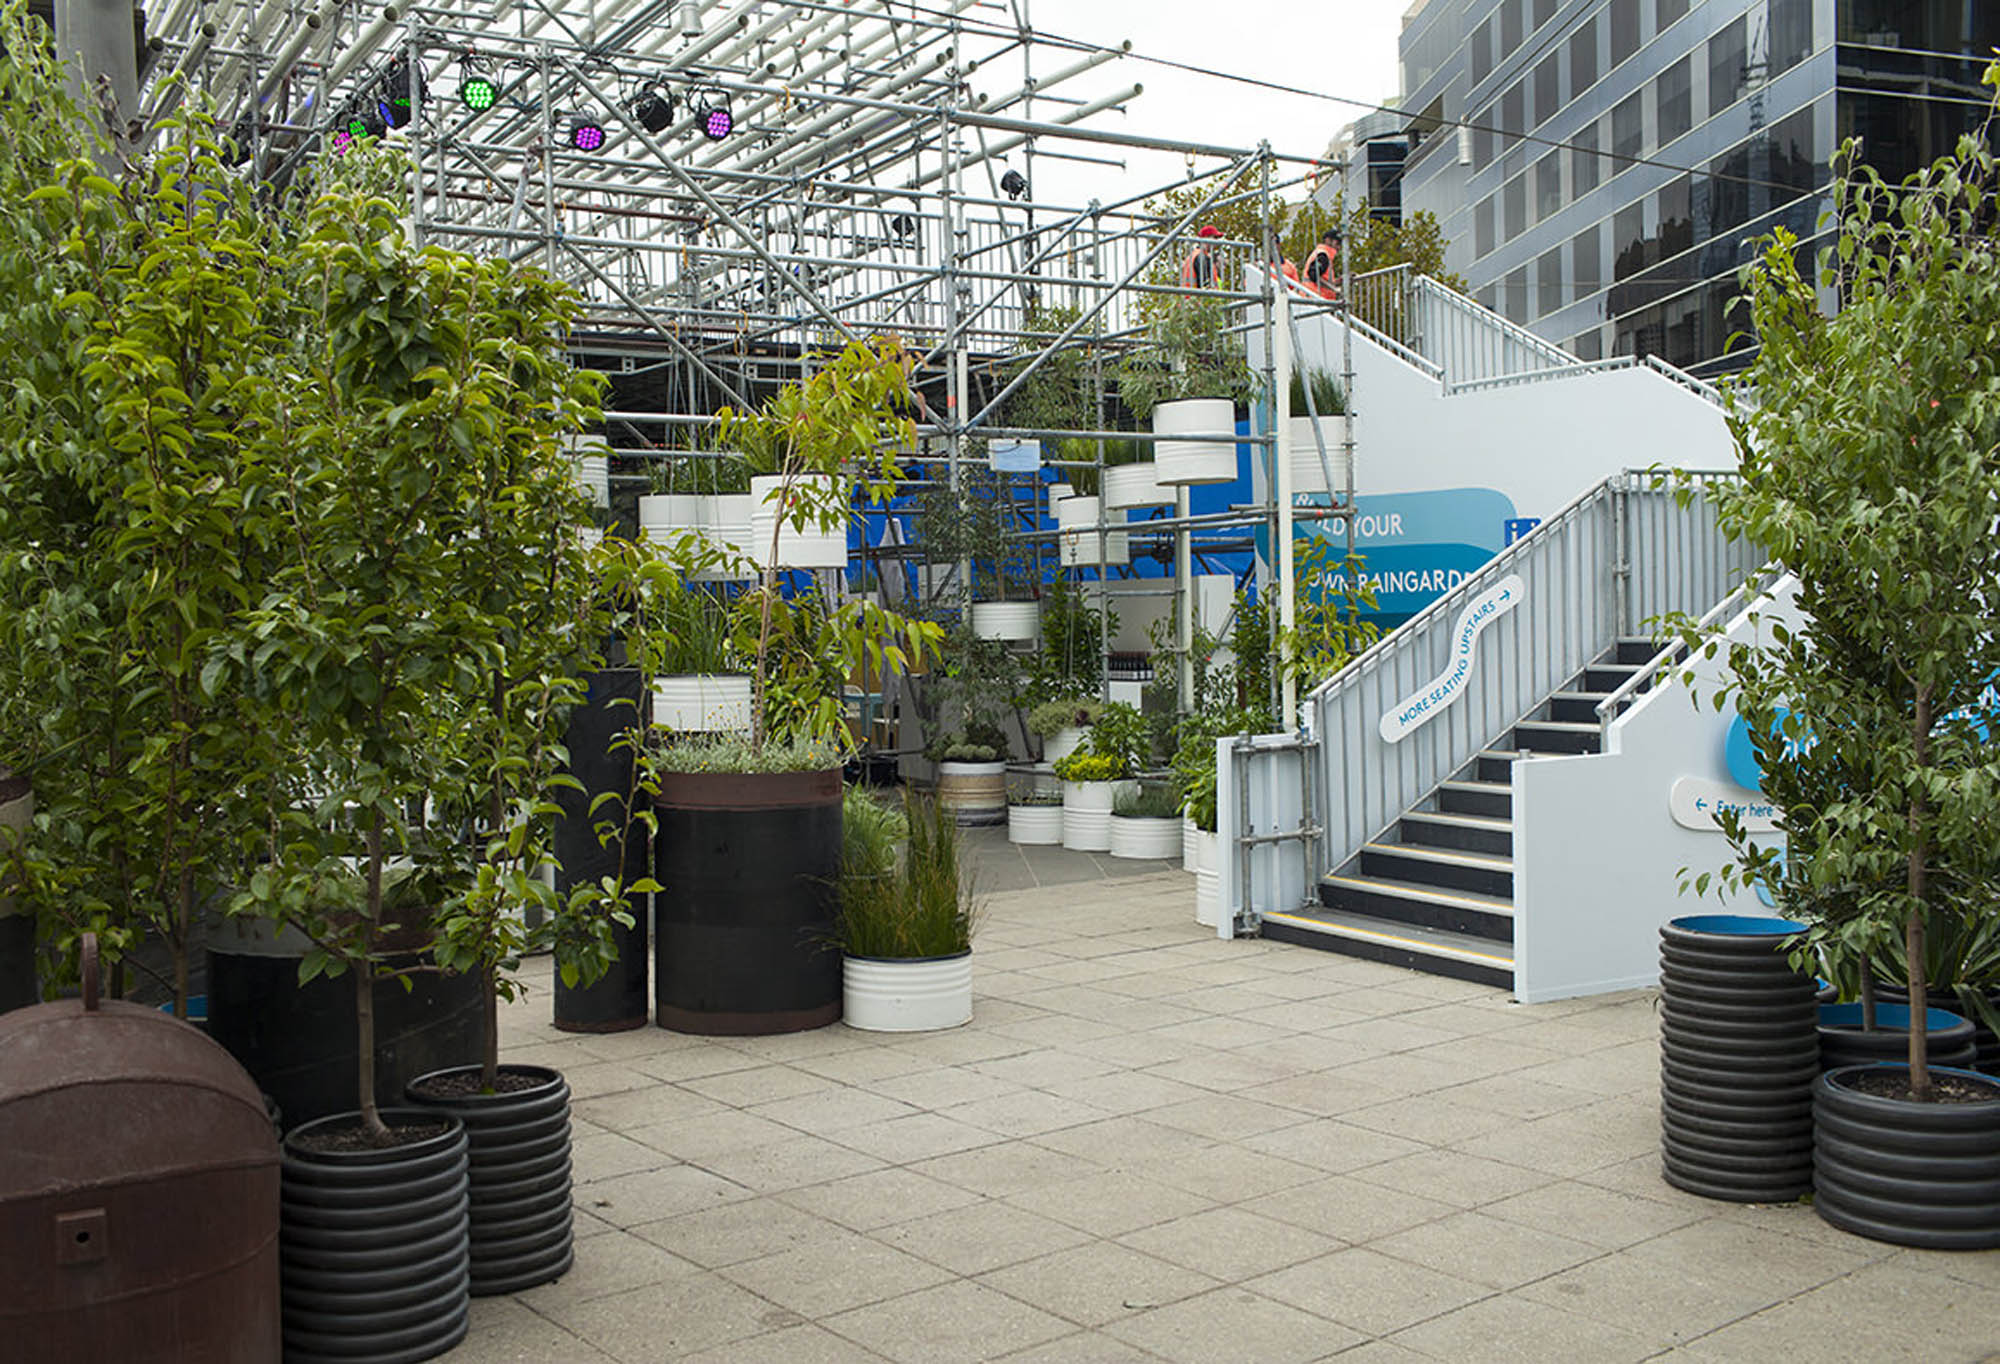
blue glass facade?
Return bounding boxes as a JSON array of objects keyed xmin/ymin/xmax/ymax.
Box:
[{"xmin": 1397, "ymin": 0, "xmax": 1999, "ymax": 375}]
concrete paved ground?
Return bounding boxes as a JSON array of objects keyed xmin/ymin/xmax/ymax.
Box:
[{"xmin": 461, "ymin": 835, "xmax": 2000, "ymax": 1363}]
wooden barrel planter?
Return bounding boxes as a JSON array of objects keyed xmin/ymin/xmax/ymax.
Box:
[
  {"xmin": 1656, "ymin": 915, "xmax": 1818, "ymax": 1203},
  {"xmin": 936, "ymin": 761, "xmax": 1007, "ymax": 827},
  {"xmin": 653, "ymin": 767, "xmax": 843, "ymax": 1035}
]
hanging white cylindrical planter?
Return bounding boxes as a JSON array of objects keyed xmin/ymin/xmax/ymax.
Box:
[
  {"xmin": 652, "ymin": 675, "xmax": 752, "ymax": 733},
  {"xmin": 1061, "ymin": 779, "xmax": 1134, "ymax": 852},
  {"xmin": 1046, "ymin": 482, "xmax": 1073, "ymax": 516},
  {"xmin": 1182, "ymin": 816, "xmax": 1198, "ymax": 871},
  {"xmin": 1193, "ymin": 829, "xmax": 1220, "ymax": 927},
  {"xmin": 1055, "ymin": 495, "xmax": 1128, "ymax": 568},
  {"xmin": 696, "ymin": 494, "xmax": 756, "ymax": 580},
  {"xmin": 571, "ymin": 452, "xmax": 610, "ymax": 508},
  {"xmin": 1108, "ymin": 814, "xmax": 1182, "ymax": 860},
  {"xmin": 1287, "ymin": 416, "xmax": 1351, "ymax": 496},
  {"xmin": 1042, "ymin": 727, "xmax": 1088, "ymax": 766},
  {"xmin": 1007, "ymin": 802, "xmax": 1063, "ymax": 845},
  {"xmin": 1103, "ymin": 461, "xmax": 1172, "ymax": 511},
  {"xmin": 750, "ymin": 474, "xmax": 848, "ymax": 570},
  {"xmin": 843, "ymin": 952, "xmax": 973, "ymax": 1032},
  {"xmin": 970, "ymin": 601, "xmax": 1039, "ymax": 642},
  {"xmin": 1153, "ymin": 398, "xmax": 1238, "ymax": 485}
]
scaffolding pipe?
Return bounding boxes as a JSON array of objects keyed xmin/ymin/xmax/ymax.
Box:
[
  {"xmin": 255, "ymin": 13, "xmax": 323, "ymax": 103},
  {"xmin": 903, "ymin": 83, "xmax": 1140, "ymax": 190},
  {"xmin": 324, "ymin": 5, "xmax": 401, "ymax": 88}
]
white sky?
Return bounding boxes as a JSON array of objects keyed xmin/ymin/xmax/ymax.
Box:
[{"xmin": 968, "ymin": 1, "xmax": 1410, "ymax": 210}]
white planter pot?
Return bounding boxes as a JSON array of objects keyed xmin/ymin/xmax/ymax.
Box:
[
  {"xmin": 1103, "ymin": 461, "xmax": 1171, "ymax": 510},
  {"xmin": 638, "ymin": 493, "xmax": 754, "ymax": 579},
  {"xmin": 571, "ymin": 450, "xmax": 610, "ymax": 507},
  {"xmin": 1109, "ymin": 814, "xmax": 1182, "ymax": 860},
  {"xmin": 1193, "ymin": 828, "xmax": 1220, "ymax": 927},
  {"xmin": 971, "ymin": 601, "xmax": 1039, "ymax": 642},
  {"xmin": 1055, "ymin": 494, "xmax": 1128, "ymax": 568},
  {"xmin": 1060, "ymin": 779, "xmax": 1136, "ymax": 852},
  {"xmin": 652, "ymin": 674, "xmax": 752, "ymax": 732},
  {"xmin": 1286, "ymin": 416, "xmax": 1351, "ymax": 496},
  {"xmin": 750, "ymin": 473, "xmax": 848, "ymax": 570},
  {"xmin": 843, "ymin": 952, "xmax": 972, "ymax": 1032},
  {"xmin": 1041, "ymin": 726, "xmax": 1087, "ymax": 766},
  {"xmin": 1046, "ymin": 482, "xmax": 1073, "ymax": 516},
  {"xmin": 936, "ymin": 761, "xmax": 1007, "ymax": 826},
  {"xmin": 1153, "ymin": 397, "xmax": 1238, "ymax": 485},
  {"xmin": 1182, "ymin": 816, "xmax": 1198, "ymax": 871},
  {"xmin": 1007, "ymin": 803, "xmax": 1063, "ymax": 845}
]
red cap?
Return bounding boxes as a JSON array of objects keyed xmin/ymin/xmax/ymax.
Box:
[{"xmin": 1196, "ymin": 225, "xmax": 1222, "ymax": 239}]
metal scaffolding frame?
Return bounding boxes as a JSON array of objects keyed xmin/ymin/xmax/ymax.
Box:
[{"xmin": 131, "ymin": 0, "xmax": 1359, "ymax": 715}]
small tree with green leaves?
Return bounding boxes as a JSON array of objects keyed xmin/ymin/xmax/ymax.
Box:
[{"xmin": 1675, "ymin": 115, "xmax": 2000, "ymax": 1102}]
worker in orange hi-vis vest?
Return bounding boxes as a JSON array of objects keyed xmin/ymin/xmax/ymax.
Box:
[
  {"xmin": 1180, "ymin": 224, "xmax": 1223, "ymax": 289},
  {"xmin": 1303, "ymin": 227, "xmax": 1343, "ymax": 300}
]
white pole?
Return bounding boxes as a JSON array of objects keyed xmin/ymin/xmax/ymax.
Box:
[{"xmin": 1275, "ymin": 276, "xmax": 1296, "ymax": 729}]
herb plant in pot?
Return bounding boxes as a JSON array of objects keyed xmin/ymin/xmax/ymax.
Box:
[
  {"xmin": 651, "ymin": 342, "xmax": 942, "ymax": 1035},
  {"xmin": 1285, "ymin": 367, "xmax": 1350, "ymax": 496},
  {"xmin": 1672, "ymin": 130, "xmax": 2000, "ymax": 1249},
  {"xmin": 1007, "ymin": 788, "xmax": 1064, "ymax": 846},
  {"xmin": 838, "ymin": 792, "xmax": 976, "ymax": 1032},
  {"xmin": 1053, "ymin": 752, "xmax": 1130, "ymax": 854},
  {"xmin": 1108, "ymin": 782, "xmax": 1183, "ymax": 861},
  {"xmin": 1115, "ymin": 297, "xmax": 1256, "ymax": 486}
]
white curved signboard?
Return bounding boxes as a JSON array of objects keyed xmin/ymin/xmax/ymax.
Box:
[{"xmin": 1379, "ymin": 576, "xmax": 1525, "ymax": 743}]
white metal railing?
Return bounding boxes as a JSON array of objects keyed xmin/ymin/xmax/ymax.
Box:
[
  {"xmin": 1411, "ymin": 275, "xmax": 1581, "ymax": 391},
  {"xmin": 1299, "ymin": 470, "xmax": 1760, "ymax": 884}
]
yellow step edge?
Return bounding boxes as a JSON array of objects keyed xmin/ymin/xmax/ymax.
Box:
[{"xmin": 1264, "ymin": 913, "xmax": 1515, "ymax": 968}]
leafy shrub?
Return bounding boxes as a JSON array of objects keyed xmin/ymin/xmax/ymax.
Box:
[
  {"xmin": 1114, "ymin": 783, "xmax": 1182, "ymax": 819},
  {"xmin": 1027, "ymin": 697, "xmax": 1103, "ymax": 738},
  {"xmin": 1087, "ymin": 701, "xmax": 1150, "ymax": 778},
  {"xmin": 1052, "ymin": 751, "xmax": 1119, "ymax": 783},
  {"xmin": 837, "ymin": 795, "xmax": 975, "ymax": 959}
]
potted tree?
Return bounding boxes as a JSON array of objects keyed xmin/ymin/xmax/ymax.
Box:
[
  {"xmin": 1675, "ymin": 127, "xmax": 2000, "ymax": 1247},
  {"xmin": 650, "ymin": 342, "xmax": 942, "ymax": 1035},
  {"xmin": 837, "ymin": 791, "xmax": 976, "ymax": 1032},
  {"xmin": 1115, "ymin": 297, "xmax": 1257, "ymax": 486}
]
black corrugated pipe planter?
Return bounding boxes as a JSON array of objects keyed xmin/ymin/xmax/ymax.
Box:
[
  {"xmin": 653, "ymin": 766, "xmax": 844, "ymax": 1035},
  {"xmin": 281, "ymin": 1110, "xmax": 469, "ymax": 1364},
  {"xmin": 406, "ymin": 1064, "xmax": 573, "ymax": 1295},
  {"xmin": 1818, "ymin": 1003, "xmax": 1978, "ymax": 1073},
  {"xmin": 1657, "ymin": 915, "xmax": 1817, "ymax": 1203},
  {"xmin": 1813, "ymin": 1063, "xmax": 2000, "ymax": 1249},
  {"xmin": 554, "ymin": 668, "xmax": 650, "ymax": 1033}
]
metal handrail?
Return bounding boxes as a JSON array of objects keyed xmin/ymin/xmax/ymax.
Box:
[{"xmin": 1595, "ymin": 558, "xmax": 1779, "ymax": 737}]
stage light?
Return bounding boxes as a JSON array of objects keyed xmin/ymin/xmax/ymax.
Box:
[
  {"xmin": 632, "ymin": 86, "xmax": 674, "ymax": 133},
  {"xmin": 331, "ymin": 128, "xmax": 354, "ymax": 154},
  {"xmin": 1000, "ymin": 168, "xmax": 1028, "ymax": 200},
  {"xmin": 699, "ymin": 98, "xmax": 732, "ymax": 140},
  {"xmin": 571, "ymin": 118, "xmax": 606, "ymax": 152},
  {"xmin": 377, "ymin": 57, "xmax": 421, "ymax": 130},
  {"xmin": 461, "ymin": 75, "xmax": 498, "ymax": 111}
]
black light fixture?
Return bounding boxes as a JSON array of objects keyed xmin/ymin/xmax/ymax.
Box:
[
  {"xmin": 1000, "ymin": 168, "xmax": 1028, "ymax": 200},
  {"xmin": 698, "ymin": 93, "xmax": 733, "ymax": 141},
  {"xmin": 889, "ymin": 210, "xmax": 916, "ymax": 239},
  {"xmin": 632, "ymin": 84, "xmax": 675, "ymax": 133},
  {"xmin": 460, "ymin": 60, "xmax": 499, "ymax": 112},
  {"xmin": 376, "ymin": 57, "xmax": 421, "ymax": 131},
  {"xmin": 570, "ymin": 117, "xmax": 607, "ymax": 152}
]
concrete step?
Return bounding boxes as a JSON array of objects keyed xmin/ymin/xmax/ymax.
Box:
[
  {"xmin": 1261, "ymin": 907, "xmax": 1514, "ymax": 990},
  {"xmin": 1318, "ymin": 871, "xmax": 1515, "ymax": 942}
]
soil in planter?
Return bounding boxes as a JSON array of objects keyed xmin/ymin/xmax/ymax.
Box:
[
  {"xmin": 1844, "ymin": 1069, "xmax": 2000, "ymax": 1104},
  {"xmin": 288, "ymin": 1115, "xmax": 455, "ymax": 1155},
  {"xmin": 407, "ymin": 1068, "xmax": 549, "ymax": 1099}
]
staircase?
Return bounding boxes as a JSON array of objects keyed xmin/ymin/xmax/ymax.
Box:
[{"xmin": 1260, "ymin": 637, "xmax": 1666, "ymax": 988}]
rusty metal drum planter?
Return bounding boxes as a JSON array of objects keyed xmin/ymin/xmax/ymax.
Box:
[
  {"xmin": 0, "ymin": 958, "xmax": 280, "ymax": 1361},
  {"xmin": 406, "ymin": 1065, "xmax": 573, "ymax": 1295},
  {"xmin": 1657, "ymin": 915, "xmax": 1818, "ymax": 1203},
  {"xmin": 1813, "ymin": 1063, "xmax": 2000, "ymax": 1249},
  {"xmin": 281, "ymin": 1111, "xmax": 470, "ymax": 1364}
]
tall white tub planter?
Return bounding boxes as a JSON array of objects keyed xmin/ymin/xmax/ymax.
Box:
[
  {"xmin": 1060, "ymin": 780, "xmax": 1117, "ymax": 852},
  {"xmin": 750, "ymin": 473, "xmax": 847, "ymax": 569},
  {"xmin": 842, "ymin": 952, "xmax": 973, "ymax": 1032},
  {"xmin": 1193, "ymin": 829, "xmax": 1220, "ymax": 927},
  {"xmin": 1287, "ymin": 416, "xmax": 1351, "ymax": 496},
  {"xmin": 652, "ymin": 675, "xmax": 752, "ymax": 733},
  {"xmin": 1007, "ymin": 801, "xmax": 1063, "ymax": 846},
  {"xmin": 1182, "ymin": 816, "xmax": 1198, "ymax": 871},
  {"xmin": 1152, "ymin": 397, "xmax": 1238, "ymax": 485}
]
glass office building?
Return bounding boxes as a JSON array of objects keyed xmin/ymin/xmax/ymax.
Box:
[{"xmin": 1396, "ymin": 0, "xmax": 2000, "ymax": 375}]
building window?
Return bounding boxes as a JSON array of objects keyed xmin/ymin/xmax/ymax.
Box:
[
  {"xmin": 1570, "ymin": 18, "xmax": 1598, "ymax": 96},
  {"xmin": 1471, "ymin": 17, "xmax": 1493, "ymax": 84},
  {"xmin": 1613, "ymin": 202, "xmax": 1647, "ymax": 280},
  {"xmin": 1477, "ymin": 285, "xmax": 1498, "ymax": 314},
  {"xmin": 1657, "ymin": 0, "xmax": 1688, "ymax": 30},
  {"xmin": 1573, "ymin": 122, "xmax": 1601, "ymax": 196},
  {"xmin": 1536, "ymin": 151, "xmax": 1562, "ymax": 221},
  {"xmin": 1658, "ymin": 174, "xmax": 1692, "ymax": 258},
  {"xmin": 1572, "ymin": 329, "xmax": 1603, "ymax": 361},
  {"xmin": 1502, "ymin": 0, "xmax": 1523, "ymax": 60},
  {"xmin": 1709, "ymin": 142, "xmax": 1749, "ymax": 235},
  {"xmin": 1538, "ymin": 246, "xmax": 1565, "ymax": 316},
  {"xmin": 1657, "ymin": 55, "xmax": 1692, "ymax": 145},
  {"xmin": 1573, "ymin": 223, "xmax": 1602, "ymax": 295},
  {"xmin": 1504, "ymin": 174, "xmax": 1527, "ymax": 240},
  {"xmin": 1502, "ymin": 82, "xmax": 1525, "ymax": 151},
  {"xmin": 1474, "ymin": 113, "xmax": 1495, "ymax": 171},
  {"xmin": 1769, "ymin": 104, "xmax": 1819, "ymax": 195},
  {"xmin": 1476, "ymin": 196, "xmax": 1496, "ymax": 258},
  {"xmin": 1770, "ymin": 0, "xmax": 1812, "ymax": 74},
  {"xmin": 1709, "ymin": 16, "xmax": 1747, "ymax": 117},
  {"xmin": 1610, "ymin": 0, "xmax": 1641, "ymax": 68},
  {"xmin": 1612, "ymin": 90, "xmax": 1645, "ymax": 168},
  {"xmin": 1534, "ymin": 0, "xmax": 1557, "ymax": 28},
  {"xmin": 1535, "ymin": 53, "xmax": 1560, "ymax": 125},
  {"xmin": 1504, "ymin": 266, "xmax": 1529, "ymax": 323}
]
